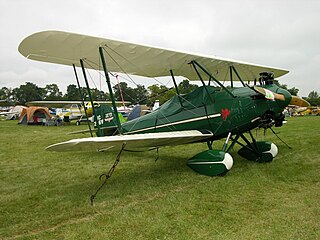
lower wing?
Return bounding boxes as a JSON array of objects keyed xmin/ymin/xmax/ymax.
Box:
[{"xmin": 46, "ymin": 130, "xmax": 213, "ymax": 152}]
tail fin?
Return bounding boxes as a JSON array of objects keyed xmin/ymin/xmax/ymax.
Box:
[{"xmin": 94, "ymin": 103, "xmax": 125, "ymax": 136}]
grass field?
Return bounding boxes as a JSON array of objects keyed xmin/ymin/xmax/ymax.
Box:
[{"xmin": 0, "ymin": 117, "xmax": 319, "ymax": 239}]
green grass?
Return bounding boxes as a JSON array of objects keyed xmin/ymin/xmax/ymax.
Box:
[{"xmin": 0, "ymin": 117, "xmax": 319, "ymax": 239}]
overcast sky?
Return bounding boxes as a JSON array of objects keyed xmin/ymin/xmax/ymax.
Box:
[{"xmin": 1, "ymin": 0, "xmax": 319, "ymax": 97}]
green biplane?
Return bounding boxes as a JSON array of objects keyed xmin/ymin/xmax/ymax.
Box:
[{"xmin": 19, "ymin": 31, "xmax": 309, "ymax": 183}]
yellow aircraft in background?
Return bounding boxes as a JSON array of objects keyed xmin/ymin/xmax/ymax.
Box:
[{"xmin": 299, "ymin": 106, "xmax": 320, "ymax": 116}]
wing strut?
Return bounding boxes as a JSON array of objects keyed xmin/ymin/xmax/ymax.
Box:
[
  {"xmin": 229, "ymin": 66, "xmax": 233, "ymax": 88},
  {"xmin": 191, "ymin": 60, "xmax": 236, "ymax": 98},
  {"xmin": 170, "ymin": 69, "xmax": 184, "ymax": 108},
  {"xmin": 73, "ymin": 64, "xmax": 94, "ymax": 137},
  {"xmin": 99, "ymin": 47, "xmax": 123, "ymax": 134},
  {"xmin": 190, "ymin": 61, "xmax": 215, "ymax": 104},
  {"xmin": 80, "ymin": 59, "xmax": 102, "ymax": 136},
  {"xmin": 231, "ymin": 65, "xmax": 246, "ymax": 87}
]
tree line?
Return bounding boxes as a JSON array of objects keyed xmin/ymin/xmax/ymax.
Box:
[
  {"xmin": 0, "ymin": 80, "xmax": 198, "ymax": 106},
  {"xmin": 1, "ymin": 81, "xmax": 319, "ymax": 106}
]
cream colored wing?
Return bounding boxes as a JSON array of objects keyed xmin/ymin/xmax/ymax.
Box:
[
  {"xmin": 19, "ymin": 30, "xmax": 289, "ymax": 81},
  {"xmin": 26, "ymin": 100, "xmax": 130, "ymax": 107},
  {"xmin": 46, "ymin": 130, "xmax": 213, "ymax": 152}
]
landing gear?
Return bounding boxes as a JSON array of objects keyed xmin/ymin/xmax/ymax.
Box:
[
  {"xmin": 76, "ymin": 120, "xmax": 81, "ymax": 126},
  {"xmin": 187, "ymin": 132, "xmax": 234, "ymax": 176},
  {"xmin": 238, "ymin": 141, "xmax": 278, "ymax": 162},
  {"xmin": 187, "ymin": 130, "xmax": 279, "ymax": 176},
  {"xmin": 234, "ymin": 132, "xmax": 278, "ymax": 163},
  {"xmin": 187, "ymin": 150, "xmax": 233, "ymax": 176}
]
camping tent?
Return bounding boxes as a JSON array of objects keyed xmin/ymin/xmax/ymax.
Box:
[{"xmin": 18, "ymin": 106, "xmax": 52, "ymax": 125}]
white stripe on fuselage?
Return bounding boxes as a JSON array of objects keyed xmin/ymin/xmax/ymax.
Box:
[{"xmin": 125, "ymin": 113, "xmax": 221, "ymax": 134}]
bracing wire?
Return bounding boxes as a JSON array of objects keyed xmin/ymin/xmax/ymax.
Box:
[
  {"xmin": 84, "ymin": 56, "xmax": 171, "ymax": 105},
  {"xmin": 102, "ymin": 47, "xmax": 140, "ymax": 86},
  {"xmin": 102, "ymin": 45, "xmax": 171, "ymax": 87},
  {"xmin": 83, "ymin": 59, "xmax": 142, "ymax": 104},
  {"xmin": 85, "ymin": 67, "xmax": 98, "ymax": 89},
  {"xmin": 222, "ymin": 66, "xmax": 229, "ymax": 86},
  {"xmin": 83, "ymin": 46, "xmax": 214, "ymax": 111},
  {"xmin": 108, "ymin": 48, "xmax": 189, "ymax": 89}
]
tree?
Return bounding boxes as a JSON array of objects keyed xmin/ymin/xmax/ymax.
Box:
[
  {"xmin": 0, "ymin": 87, "xmax": 12, "ymax": 100},
  {"xmin": 44, "ymin": 84, "xmax": 62, "ymax": 100},
  {"xmin": 148, "ymin": 84, "xmax": 175, "ymax": 105},
  {"xmin": 132, "ymin": 84, "xmax": 149, "ymax": 104},
  {"xmin": 306, "ymin": 91, "xmax": 320, "ymax": 106},
  {"xmin": 274, "ymin": 80, "xmax": 299, "ymax": 96},
  {"xmin": 65, "ymin": 84, "xmax": 81, "ymax": 100},
  {"xmin": 90, "ymin": 88, "xmax": 109, "ymax": 101},
  {"xmin": 113, "ymin": 82, "xmax": 134, "ymax": 102},
  {"xmin": 308, "ymin": 91, "xmax": 319, "ymax": 99},
  {"xmin": 12, "ymin": 82, "xmax": 44, "ymax": 104},
  {"xmin": 147, "ymin": 80, "xmax": 197, "ymax": 106},
  {"xmin": 64, "ymin": 84, "xmax": 110, "ymax": 101},
  {"xmin": 273, "ymin": 80, "xmax": 287, "ymax": 89},
  {"xmin": 287, "ymin": 87, "xmax": 299, "ymax": 96},
  {"xmin": 178, "ymin": 80, "xmax": 198, "ymax": 94}
]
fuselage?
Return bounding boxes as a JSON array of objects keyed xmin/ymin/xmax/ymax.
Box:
[{"xmin": 121, "ymin": 85, "xmax": 291, "ymax": 140}]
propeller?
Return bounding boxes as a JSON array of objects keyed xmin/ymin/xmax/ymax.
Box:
[
  {"xmin": 253, "ymin": 86, "xmax": 310, "ymax": 107},
  {"xmin": 290, "ymin": 96, "xmax": 310, "ymax": 107},
  {"xmin": 253, "ymin": 86, "xmax": 285, "ymax": 101}
]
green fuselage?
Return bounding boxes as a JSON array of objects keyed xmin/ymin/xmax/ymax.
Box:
[{"xmin": 121, "ymin": 84, "xmax": 291, "ymax": 141}]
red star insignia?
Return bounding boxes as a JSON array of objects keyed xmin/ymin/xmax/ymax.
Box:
[{"xmin": 221, "ymin": 108, "xmax": 230, "ymax": 121}]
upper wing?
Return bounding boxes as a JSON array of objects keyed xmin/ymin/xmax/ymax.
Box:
[
  {"xmin": 46, "ymin": 130, "xmax": 213, "ymax": 152},
  {"xmin": 26, "ymin": 100, "xmax": 130, "ymax": 107},
  {"xmin": 19, "ymin": 30, "xmax": 289, "ymax": 81},
  {"xmin": 26, "ymin": 101, "xmax": 83, "ymax": 107}
]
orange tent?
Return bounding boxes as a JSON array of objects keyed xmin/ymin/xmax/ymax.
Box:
[{"xmin": 18, "ymin": 106, "xmax": 52, "ymax": 125}]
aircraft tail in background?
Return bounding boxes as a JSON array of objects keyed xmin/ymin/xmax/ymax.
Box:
[{"xmin": 94, "ymin": 103, "xmax": 126, "ymax": 137}]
